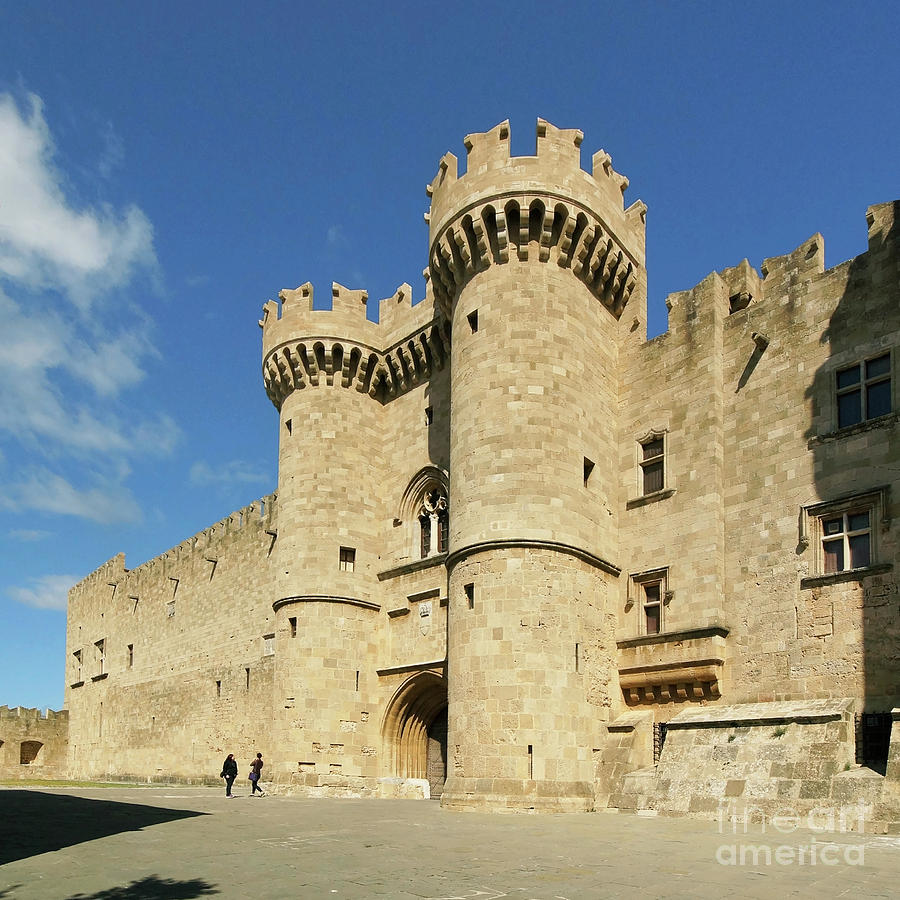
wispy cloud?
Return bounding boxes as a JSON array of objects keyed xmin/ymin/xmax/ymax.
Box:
[
  {"xmin": 0, "ymin": 91, "xmax": 175, "ymax": 525},
  {"xmin": 190, "ymin": 459, "xmax": 270, "ymax": 488},
  {"xmin": 7, "ymin": 528, "xmax": 51, "ymax": 541},
  {"xmin": 7, "ymin": 574, "xmax": 80, "ymax": 610},
  {"xmin": 0, "ymin": 468, "xmax": 142, "ymax": 523}
]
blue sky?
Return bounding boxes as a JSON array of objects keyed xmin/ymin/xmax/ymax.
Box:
[{"xmin": 1, "ymin": 2, "xmax": 898, "ymax": 710}]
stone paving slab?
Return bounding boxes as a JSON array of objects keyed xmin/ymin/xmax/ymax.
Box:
[{"xmin": 1, "ymin": 786, "xmax": 899, "ymax": 899}]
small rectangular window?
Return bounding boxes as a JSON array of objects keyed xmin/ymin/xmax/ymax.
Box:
[
  {"xmin": 464, "ymin": 582, "xmax": 475, "ymax": 609},
  {"xmin": 836, "ymin": 352, "xmax": 891, "ymax": 428},
  {"xmin": 72, "ymin": 649, "xmax": 82, "ymax": 682},
  {"xmin": 640, "ymin": 436, "xmax": 665, "ymax": 495},
  {"xmin": 245, "ymin": 667, "xmax": 251, "ymax": 690},
  {"xmin": 425, "ymin": 406, "xmax": 434, "ymax": 426},
  {"xmin": 339, "ymin": 547, "xmax": 356, "ymax": 572},
  {"xmin": 630, "ymin": 568, "xmax": 668, "ymax": 636},
  {"xmin": 95, "ymin": 639, "xmax": 106, "ymax": 676},
  {"xmin": 467, "ymin": 309, "xmax": 479, "ymax": 333},
  {"xmin": 216, "ymin": 679, "xmax": 222, "ymax": 698},
  {"xmin": 127, "ymin": 644, "xmax": 134, "ymax": 669},
  {"xmin": 263, "ymin": 634, "xmax": 275, "ymax": 656},
  {"xmin": 289, "ymin": 616, "xmax": 297, "ymax": 638},
  {"xmin": 166, "ymin": 600, "xmax": 176, "ymax": 618},
  {"xmin": 583, "ymin": 457, "xmax": 594, "ymax": 487},
  {"xmin": 643, "ymin": 582, "xmax": 662, "ymax": 635}
]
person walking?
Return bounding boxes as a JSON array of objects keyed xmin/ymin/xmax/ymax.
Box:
[
  {"xmin": 220, "ymin": 753, "xmax": 238, "ymax": 797},
  {"xmin": 249, "ymin": 752, "xmax": 265, "ymax": 796}
]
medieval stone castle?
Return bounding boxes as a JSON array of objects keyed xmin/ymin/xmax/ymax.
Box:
[{"xmin": 5, "ymin": 120, "xmax": 899, "ymax": 824}]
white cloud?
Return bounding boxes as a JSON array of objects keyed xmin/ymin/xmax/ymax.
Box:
[
  {"xmin": 190, "ymin": 459, "xmax": 270, "ymax": 488},
  {"xmin": 8, "ymin": 574, "xmax": 80, "ymax": 611},
  {"xmin": 0, "ymin": 91, "xmax": 176, "ymax": 525},
  {"xmin": 0, "ymin": 93, "xmax": 157, "ymax": 309}
]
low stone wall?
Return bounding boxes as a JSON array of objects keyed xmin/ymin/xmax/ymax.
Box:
[
  {"xmin": 646, "ymin": 700, "xmax": 900, "ymax": 833},
  {"xmin": 269, "ymin": 773, "xmax": 430, "ymax": 800},
  {"xmin": 0, "ymin": 706, "xmax": 69, "ymax": 780}
]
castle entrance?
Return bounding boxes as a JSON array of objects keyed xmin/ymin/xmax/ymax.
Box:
[
  {"xmin": 382, "ymin": 670, "xmax": 447, "ymax": 797},
  {"xmin": 426, "ymin": 707, "xmax": 448, "ymax": 798}
]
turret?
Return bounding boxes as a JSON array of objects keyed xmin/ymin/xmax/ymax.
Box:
[
  {"xmin": 432, "ymin": 120, "xmax": 646, "ymax": 811},
  {"xmin": 261, "ymin": 282, "xmax": 386, "ymax": 783}
]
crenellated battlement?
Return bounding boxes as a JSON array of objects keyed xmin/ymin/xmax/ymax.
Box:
[
  {"xmin": 261, "ymin": 281, "xmax": 450, "ymax": 410},
  {"xmin": 69, "ymin": 494, "xmax": 278, "ymax": 600},
  {"xmin": 425, "ymin": 119, "xmax": 646, "ymax": 320},
  {"xmin": 0, "ymin": 705, "xmax": 67, "ymax": 721}
]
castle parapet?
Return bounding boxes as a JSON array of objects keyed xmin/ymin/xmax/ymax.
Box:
[
  {"xmin": 426, "ymin": 118, "xmax": 646, "ymax": 319},
  {"xmin": 261, "ymin": 282, "xmax": 450, "ymax": 409}
]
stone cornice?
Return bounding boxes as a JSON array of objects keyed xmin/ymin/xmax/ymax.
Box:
[
  {"xmin": 446, "ymin": 539, "xmax": 620, "ymax": 577},
  {"xmin": 262, "ymin": 318, "xmax": 451, "ymax": 409},
  {"xmin": 428, "ymin": 194, "xmax": 639, "ymax": 322},
  {"xmin": 272, "ymin": 595, "xmax": 381, "ymax": 613}
]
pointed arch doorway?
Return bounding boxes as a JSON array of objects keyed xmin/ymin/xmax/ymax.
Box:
[{"xmin": 383, "ymin": 670, "xmax": 448, "ymax": 799}]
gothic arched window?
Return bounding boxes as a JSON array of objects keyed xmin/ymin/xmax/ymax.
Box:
[{"xmin": 419, "ymin": 488, "xmax": 448, "ymax": 559}]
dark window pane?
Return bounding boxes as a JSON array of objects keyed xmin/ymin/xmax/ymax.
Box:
[
  {"xmin": 420, "ymin": 516, "xmax": 431, "ymax": 558},
  {"xmin": 823, "ymin": 539, "xmax": 843, "ymax": 574},
  {"xmin": 643, "ymin": 582, "xmax": 661, "ymax": 604},
  {"xmin": 823, "ymin": 517, "xmax": 844, "ymax": 536},
  {"xmin": 849, "ymin": 533, "xmax": 871, "ymax": 569},
  {"xmin": 866, "ymin": 354, "xmax": 890, "ymax": 379},
  {"xmin": 642, "ymin": 438, "xmax": 663, "ymax": 460},
  {"xmin": 867, "ymin": 380, "xmax": 891, "ymax": 419},
  {"xmin": 847, "ymin": 511, "xmax": 870, "ymax": 532},
  {"xmin": 437, "ymin": 511, "xmax": 449, "ymax": 554},
  {"xmin": 642, "ymin": 460, "xmax": 663, "ymax": 494},
  {"xmin": 644, "ymin": 604, "xmax": 660, "ymax": 634},
  {"xmin": 837, "ymin": 365, "xmax": 861, "ymax": 389},
  {"xmin": 838, "ymin": 390, "xmax": 862, "ymax": 428}
]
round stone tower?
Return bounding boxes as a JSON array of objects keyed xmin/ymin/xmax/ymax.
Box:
[
  {"xmin": 427, "ymin": 119, "xmax": 647, "ymax": 811},
  {"xmin": 260, "ymin": 283, "xmax": 385, "ymax": 783}
]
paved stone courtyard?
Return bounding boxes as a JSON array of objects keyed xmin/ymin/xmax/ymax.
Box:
[{"xmin": 1, "ymin": 786, "xmax": 899, "ymax": 898}]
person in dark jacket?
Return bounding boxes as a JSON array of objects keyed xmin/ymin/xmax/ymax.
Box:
[
  {"xmin": 249, "ymin": 752, "xmax": 265, "ymax": 796},
  {"xmin": 220, "ymin": 753, "xmax": 238, "ymax": 797}
]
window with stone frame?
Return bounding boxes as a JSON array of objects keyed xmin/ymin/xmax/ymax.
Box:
[
  {"xmin": 419, "ymin": 487, "xmax": 449, "ymax": 559},
  {"xmin": 630, "ymin": 568, "xmax": 669, "ymax": 635},
  {"xmin": 638, "ymin": 432, "xmax": 665, "ymax": 496},
  {"xmin": 835, "ymin": 351, "xmax": 891, "ymax": 429},
  {"xmin": 94, "ymin": 639, "xmax": 106, "ymax": 676},
  {"xmin": 339, "ymin": 546, "xmax": 356, "ymax": 572},
  {"xmin": 72, "ymin": 649, "xmax": 82, "ymax": 683},
  {"xmin": 802, "ymin": 488, "xmax": 887, "ymax": 577}
]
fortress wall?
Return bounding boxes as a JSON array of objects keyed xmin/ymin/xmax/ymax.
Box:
[
  {"xmin": 722, "ymin": 206, "xmax": 900, "ymax": 708},
  {"xmin": 65, "ymin": 495, "xmax": 279, "ymax": 781},
  {"xmin": 0, "ymin": 706, "xmax": 68, "ymax": 779},
  {"xmin": 272, "ymin": 600, "xmax": 382, "ymax": 782},
  {"xmin": 618, "ymin": 277, "xmax": 729, "ymax": 647},
  {"xmin": 448, "ymin": 259, "xmax": 621, "ymax": 552},
  {"xmin": 379, "ymin": 565, "xmax": 448, "ymax": 672},
  {"xmin": 378, "ymin": 368, "xmax": 451, "ymax": 570}
]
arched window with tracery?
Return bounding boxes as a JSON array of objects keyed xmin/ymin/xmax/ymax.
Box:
[{"xmin": 419, "ymin": 487, "xmax": 448, "ymax": 559}]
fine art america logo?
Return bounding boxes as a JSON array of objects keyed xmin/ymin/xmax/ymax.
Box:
[{"xmin": 715, "ymin": 800, "xmax": 870, "ymax": 867}]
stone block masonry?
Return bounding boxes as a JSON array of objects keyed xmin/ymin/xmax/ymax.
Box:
[{"xmin": 55, "ymin": 121, "xmax": 900, "ymax": 819}]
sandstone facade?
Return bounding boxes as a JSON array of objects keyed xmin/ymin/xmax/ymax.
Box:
[{"xmin": 61, "ymin": 120, "xmax": 900, "ymax": 820}]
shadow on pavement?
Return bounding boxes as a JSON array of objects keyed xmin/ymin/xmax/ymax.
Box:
[
  {"xmin": 64, "ymin": 875, "xmax": 219, "ymax": 899},
  {"xmin": 0, "ymin": 791, "xmax": 207, "ymax": 866}
]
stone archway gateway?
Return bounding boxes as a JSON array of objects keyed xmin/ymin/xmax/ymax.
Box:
[{"xmin": 382, "ymin": 671, "xmax": 447, "ymax": 797}]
